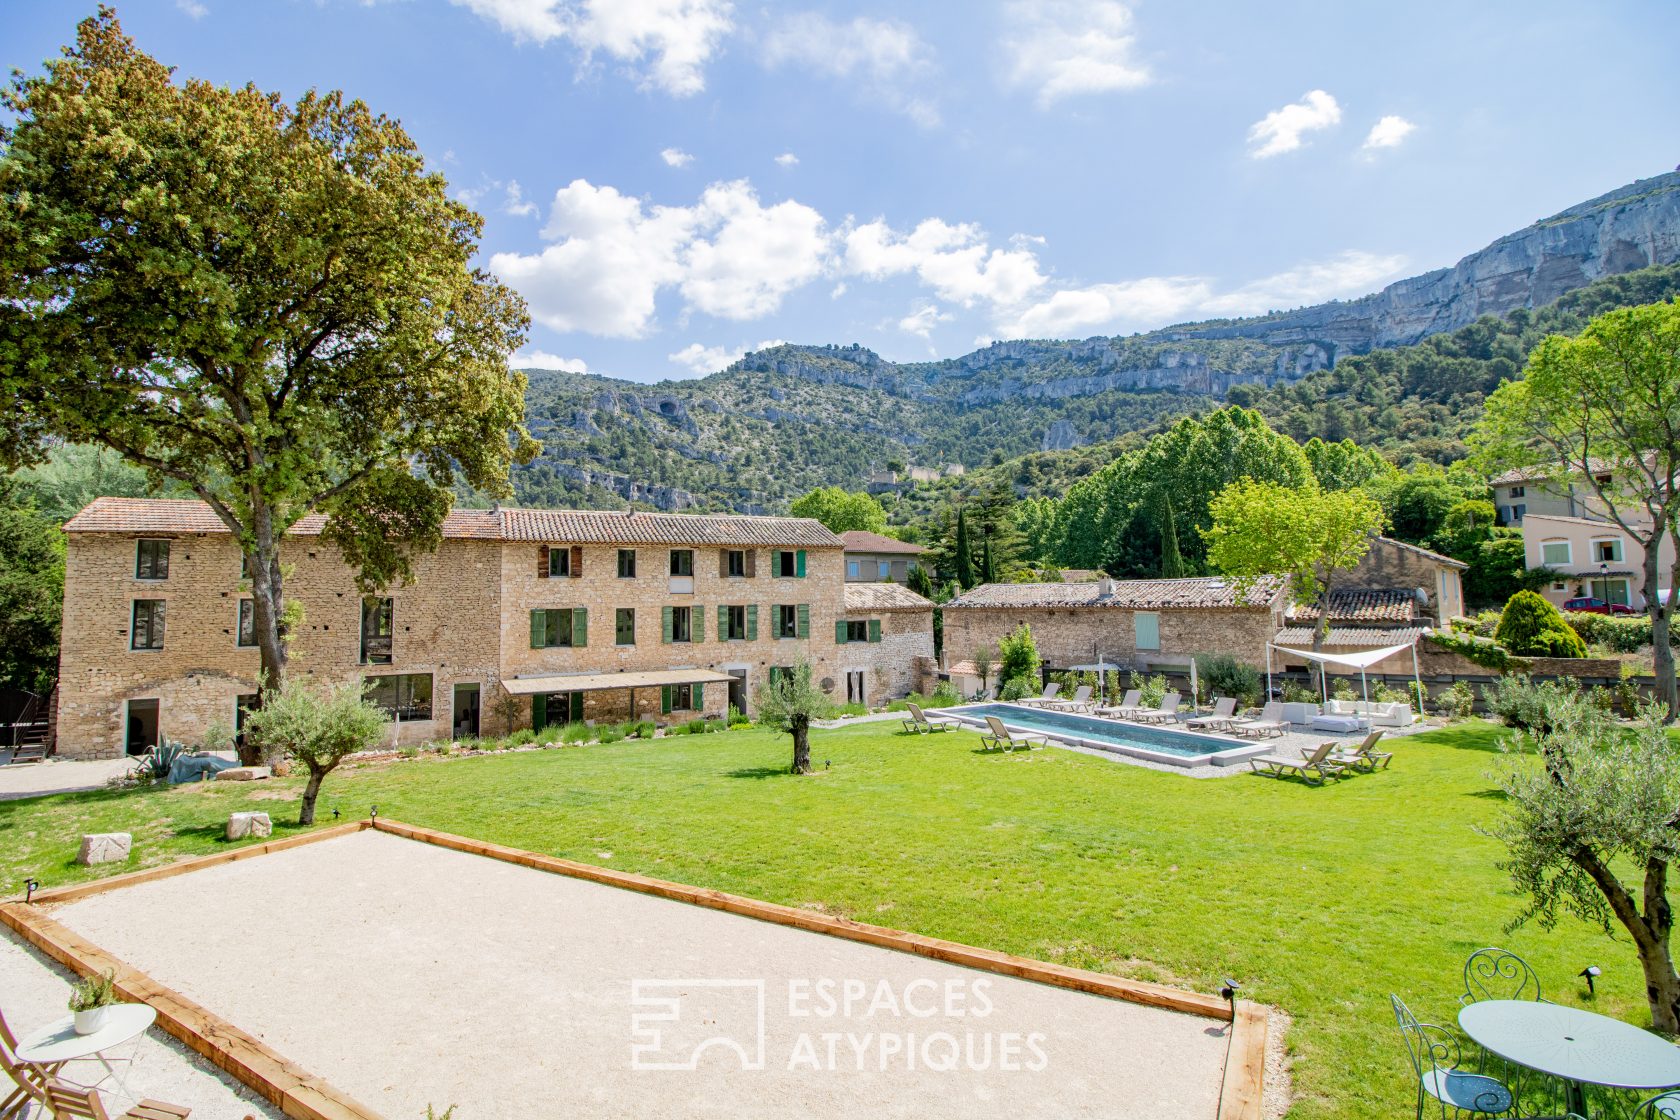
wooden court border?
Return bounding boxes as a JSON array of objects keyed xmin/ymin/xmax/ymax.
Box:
[{"xmin": 3, "ymin": 816, "xmax": 1267, "ymax": 1120}]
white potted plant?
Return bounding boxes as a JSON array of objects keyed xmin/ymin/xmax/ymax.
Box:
[{"xmin": 68, "ymin": 969, "xmax": 119, "ymax": 1035}]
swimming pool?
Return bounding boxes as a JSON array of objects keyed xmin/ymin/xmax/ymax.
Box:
[{"xmin": 944, "ymin": 703, "xmax": 1272, "ymax": 768}]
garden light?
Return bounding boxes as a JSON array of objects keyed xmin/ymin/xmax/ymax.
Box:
[
  {"xmin": 1580, "ymin": 965, "xmax": 1601, "ymax": 997},
  {"xmin": 24, "ymin": 878, "xmax": 39, "ymax": 904}
]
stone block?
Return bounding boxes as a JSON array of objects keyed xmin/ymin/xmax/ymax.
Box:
[
  {"xmin": 226, "ymin": 811, "xmax": 273, "ymax": 841},
  {"xmin": 77, "ymin": 833, "xmax": 132, "ymax": 866},
  {"xmin": 215, "ymin": 766, "xmax": 271, "ymax": 782}
]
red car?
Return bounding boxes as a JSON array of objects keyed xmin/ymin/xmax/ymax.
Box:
[{"xmin": 1562, "ymin": 597, "xmax": 1637, "ymax": 616}]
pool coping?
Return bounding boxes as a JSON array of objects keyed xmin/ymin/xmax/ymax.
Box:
[
  {"xmin": 944, "ymin": 703, "xmax": 1275, "ymax": 769},
  {"xmin": 2, "ymin": 817, "xmax": 1268, "ymax": 1120}
]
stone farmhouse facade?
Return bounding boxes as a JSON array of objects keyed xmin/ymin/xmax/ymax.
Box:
[
  {"xmin": 941, "ymin": 576, "xmax": 1291, "ymax": 684},
  {"xmin": 56, "ymin": 498, "xmax": 933, "ymax": 759}
]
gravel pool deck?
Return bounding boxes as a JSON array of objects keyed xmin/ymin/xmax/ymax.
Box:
[{"xmin": 44, "ymin": 830, "xmax": 1229, "ymax": 1120}]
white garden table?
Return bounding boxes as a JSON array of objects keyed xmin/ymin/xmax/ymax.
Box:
[
  {"xmin": 15, "ymin": 1003, "xmax": 157, "ymax": 1104},
  {"xmin": 1459, "ymin": 1000, "xmax": 1680, "ymax": 1117}
]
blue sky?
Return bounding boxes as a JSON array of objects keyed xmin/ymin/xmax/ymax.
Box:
[{"xmin": 5, "ymin": 2, "xmax": 1677, "ymax": 383}]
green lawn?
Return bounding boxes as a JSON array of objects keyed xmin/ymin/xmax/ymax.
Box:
[{"xmin": 0, "ymin": 720, "xmax": 1651, "ymax": 1118}]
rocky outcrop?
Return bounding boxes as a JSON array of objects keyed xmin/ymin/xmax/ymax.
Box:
[{"xmin": 1042, "ymin": 420, "xmax": 1082, "ymax": 451}]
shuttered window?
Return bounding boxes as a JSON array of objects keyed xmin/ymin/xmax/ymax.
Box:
[
  {"xmin": 776, "ymin": 604, "xmax": 798, "ymax": 639},
  {"xmin": 616, "ymin": 608, "xmax": 635, "ymax": 646},
  {"xmin": 774, "ymin": 550, "xmax": 808, "ymax": 578},
  {"xmin": 529, "ymin": 608, "xmax": 588, "ymax": 648}
]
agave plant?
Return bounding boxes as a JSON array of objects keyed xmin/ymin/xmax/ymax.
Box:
[{"xmin": 129, "ymin": 739, "xmax": 188, "ymax": 783}]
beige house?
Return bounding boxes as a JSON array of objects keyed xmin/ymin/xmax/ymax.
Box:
[
  {"xmin": 1523, "ymin": 512, "xmax": 1672, "ymax": 609},
  {"xmin": 941, "ymin": 576, "xmax": 1291, "ymax": 687},
  {"xmin": 56, "ymin": 498, "xmax": 932, "ymax": 759},
  {"xmin": 840, "ymin": 530, "xmax": 925, "ymax": 585},
  {"xmin": 1339, "ymin": 536, "xmax": 1467, "ymax": 625}
]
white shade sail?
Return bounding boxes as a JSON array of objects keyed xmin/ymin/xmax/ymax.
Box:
[{"xmin": 1269, "ymin": 642, "xmax": 1417, "ymax": 671}]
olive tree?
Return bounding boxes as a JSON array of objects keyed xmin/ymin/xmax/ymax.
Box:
[
  {"xmin": 0, "ymin": 12, "xmax": 536, "ymax": 760},
  {"xmin": 243, "ymin": 678, "xmax": 390, "ymax": 825},
  {"xmin": 754, "ymin": 661, "xmax": 835, "ymax": 775},
  {"xmin": 1485, "ymin": 691, "xmax": 1680, "ymax": 1031}
]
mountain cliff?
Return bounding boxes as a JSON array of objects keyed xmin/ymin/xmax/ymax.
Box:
[{"xmin": 509, "ymin": 171, "xmax": 1680, "ymax": 513}]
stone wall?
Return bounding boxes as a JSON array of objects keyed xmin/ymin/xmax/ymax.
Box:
[
  {"xmin": 837, "ymin": 608, "xmax": 934, "ymax": 705},
  {"xmin": 1349, "ymin": 539, "xmax": 1463, "ymax": 623},
  {"xmin": 941, "ymin": 604, "xmax": 1281, "ymax": 676}
]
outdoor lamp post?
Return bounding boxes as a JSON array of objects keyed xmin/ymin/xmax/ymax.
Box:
[{"xmin": 1598, "ymin": 561, "xmax": 1610, "ymax": 603}]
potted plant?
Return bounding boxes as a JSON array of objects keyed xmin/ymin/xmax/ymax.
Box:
[{"xmin": 68, "ymin": 969, "xmax": 120, "ymax": 1035}]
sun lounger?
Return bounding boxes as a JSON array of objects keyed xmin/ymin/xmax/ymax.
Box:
[
  {"xmin": 901, "ymin": 701, "xmax": 954, "ymax": 734},
  {"xmin": 1015, "ymin": 682, "xmax": 1062, "ymax": 707},
  {"xmin": 1249, "ymin": 740, "xmax": 1347, "ymax": 785},
  {"xmin": 1328, "ymin": 728, "xmax": 1391, "ymax": 772},
  {"xmin": 1230, "ymin": 702, "xmax": 1288, "ymax": 738},
  {"xmin": 1129, "ymin": 692, "xmax": 1181, "ymax": 723},
  {"xmin": 1185, "ymin": 697, "xmax": 1238, "ymax": 731},
  {"xmin": 1094, "ymin": 689, "xmax": 1143, "ymax": 719},
  {"xmin": 1042, "ymin": 685, "xmax": 1094, "ymax": 712},
  {"xmin": 980, "ymin": 715, "xmax": 1049, "ymax": 752}
]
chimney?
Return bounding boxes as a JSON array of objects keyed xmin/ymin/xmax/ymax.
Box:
[{"xmin": 1097, "ymin": 577, "xmax": 1115, "ymax": 598}]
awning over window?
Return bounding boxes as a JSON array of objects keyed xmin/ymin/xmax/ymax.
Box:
[{"xmin": 501, "ymin": 668, "xmax": 734, "ymax": 696}]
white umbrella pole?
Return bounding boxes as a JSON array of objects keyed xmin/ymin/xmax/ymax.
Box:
[
  {"xmin": 1266, "ymin": 645, "xmax": 1274, "ymax": 703},
  {"xmin": 1190, "ymin": 658, "xmax": 1198, "ymax": 715},
  {"xmin": 1412, "ymin": 644, "xmax": 1423, "ymax": 719}
]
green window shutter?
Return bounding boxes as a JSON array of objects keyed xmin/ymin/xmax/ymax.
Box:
[
  {"xmin": 694, "ymin": 682, "xmax": 704, "ymax": 708},
  {"xmin": 796, "ymin": 549, "xmax": 807, "ymax": 578},
  {"xmin": 717, "ymin": 604, "xmax": 728, "ymax": 638},
  {"xmin": 797, "ymin": 603, "xmax": 810, "ymax": 639},
  {"xmin": 662, "ymin": 606, "xmax": 673, "ymax": 644},
  {"xmin": 693, "ymin": 605, "xmax": 705, "ymax": 643},
  {"xmin": 868, "ymin": 618, "xmax": 882, "ymax": 643},
  {"xmin": 746, "ymin": 604, "xmax": 758, "ymax": 641},
  {"xmin": 572, "ymin": 607, "xmax": 588, "ymax": 648},
  {"xmin": 529, "ymin": 609, "xmax": 546, "ymax": 649},
  {"xmin": 569, "ymin": 692, "xmax": 585, "ymax": 722},
  {"xmin": 661, "ymin": 685, "xmax": 672, "ymax": 714},
  {"xmin": 532, "ymin": 695, "xmax": 547, "ymax": 733},
  {"xmin": 835, "ymin": 619, "xmax": 849, "ymax": 644}
]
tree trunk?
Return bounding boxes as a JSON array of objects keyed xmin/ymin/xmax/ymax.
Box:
[
  {"xmin": 1573, "ymin": 845, "xmax": 1680, "ymax": 1032},
  {"xmin": 298, "ymin": 768, "xmax": 325, "ymax": 826},
  {"xmin": 790, "ymin": 717, "xmax": 812, "ymax": 775},
  {"xmin": 243, "ymin": 502, "xmax": 289, "ymax": 764}
]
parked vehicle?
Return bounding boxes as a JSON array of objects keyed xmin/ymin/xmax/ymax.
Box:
[{"xmin": 1562, "ymin": 597, "xmax": 1636, "ymax": 616}]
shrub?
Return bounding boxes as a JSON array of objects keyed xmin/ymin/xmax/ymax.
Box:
[
  {"xmin": 1565, "ymin": 611, "xmax": 1653, "ymax": 653},
  {"xmin": 1440, "ymin": 680, "xmax": 1476, "ymax": 720},
  {"xmin": 1280, "ymin": 680, "xmax": 1319, "ymax": 705},
  {"xmin": 534, "ymin": 725, "xmax": 564, "ymax": 746},
  {"xmin": 561, "ymin": 722, "xmax": 593, "ymax": 744},
  {"xmin": 1129, "ymin": 671, "xmax": 1168, "ymax": 709},
  {"xmin": 631, "ymin": 720, "xmax": 657, "ymax": 739},
  {"xmin": 998, "ymin": 676, "xmax": 1038, "ymax": 702},
  {"xmin": 398, "ymin": 745, "xmax": 420, "ymax": 759},
  {"xmin": 1495, "ymin": 591, "xmax": 1588, "ymax": 658},
  {"xmin": 1426, "ymin": 630, "xmax": 1529, "ymax": 673},
  {"xmin": 997, "ymin": 624, "xmax": 1040, "ymax": 685},
  {"xmin": 1331, "ymin": 679, "xmax": 1357, "ymax": 702},
  {"xmin": 1483, "ymin": 675, "xmax": 1582, "ymax": 733},
  {"xmin": 597, "ymin": 725, "xmax": 625, "ymax": 744},
  {"xmin": 928, "ymin": 681, "xmax": 961, "ymax": 706},
  {"xmin": 505, "ymin": 729, "xmax": 536, "ymax": 747},
  {"xmin": 1196, "ymin": 653, "xmax": 1263, "ymax": 707}
]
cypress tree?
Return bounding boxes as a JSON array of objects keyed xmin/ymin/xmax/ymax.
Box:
[
  {"xmin": 981, "ymin": 535, "xmax": 996, "ymax": 584},
  {"xmin": 1159, "ymin": 502, "xmax": 1185, "ymax": 579},
  {"xmin": 954, "ymin": 508, "xmax": 975, "ymax": 589}
]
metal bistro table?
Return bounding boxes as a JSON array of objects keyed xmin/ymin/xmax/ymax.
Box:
[
  {"xmin": 1459, "ymin": 1000, "xmax": 1680, "ymax": 1117},
  {"xmin": 15, "ymin": 1003, "xmax": 158, "ymax": 1104}
]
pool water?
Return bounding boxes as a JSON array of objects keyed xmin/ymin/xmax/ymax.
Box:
[{"xmin": 947, "ymin": 703, "xmax": 1270, "ymax": 768}]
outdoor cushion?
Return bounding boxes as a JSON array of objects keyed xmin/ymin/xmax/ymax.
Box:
[{"xmin": 1421, "ymin": 1069, "xmax": 1512, "ymax": 1115}]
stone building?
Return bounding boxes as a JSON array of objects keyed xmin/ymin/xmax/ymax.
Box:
[
  {"xmin": 55, "ymin": 498, "xmax": 932, "ymax": 759},
  {"xmin": 838, "ymin": 583, "xmax": 937, "ymax": 703},
  {"xmin": 840, "ymin": 530, "xmax": 925, "ymax": 585},
  {"xmin": 941, "ymin": 576, "xmax": 1291, "ymax": 683},
  {"xmin": 1341, "ymin": 536, "xmax": 1467, "ymax": 625}
]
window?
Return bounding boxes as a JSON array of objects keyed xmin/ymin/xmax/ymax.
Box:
[
  {"xmin": 877, "ymin": 561, "xmax": 891, "ymax": 580},
  {"xmin": 1511, "ymin": 504, "xmax": 1526, "ymax": 521},
  {"xmin": 361, "ymin": 597, "xmax": 394, "ymax": 664},
  {"xmin": 846, "ymin": 620, "xmax": 869, "ymax": 643},
  {"xmin": 671, "ymin": 605, "xmax": 692, "ymax": 643},
  {"xmin": 547, "ymin": 548, "xmax": 571, "ymax": 577},
  {"xmin": 776, "ymin": 604, "xmax": 799, "ymax": 639},
  {"xmin": 847, "ymin": 560, "xmax": 861, "ymax": 579},
  {"xmin": 836, "ymin": 618, "xmax": 881, "ymax": 644},
  {"xmin": 774, "ymin": 550, "xmax": 805, "ymax": 578},
  {"xmin": 530, "ymin": 607, "xmax": 587, "ymax": 648},
  {"xmin": 768, "ymin": 666, "xmax": 792, "ymax": 689},
  {"xmin": 1540, "ymin": 540, "xmax": 1572, "ymax": 567},
  {"xmin": 891, "ymin": 560, "xmax": 909, "ymax": 583},
  {"xmin": 131, "ymin": 600, "xmax": 166, "ymax": 650},
  {"xmin": 616, "ymin": 608, "xmax": 636, "ymax": 646},
  {"xmin": 1134, "ymin": 611, "xmax": 1160, "ymax": 651},
  {"xmin": 725, "ymin": 604, "xmax": 747, "ymax": 640},
  {"xmin": 1593, "ymin": 539, "xmax": 1623, "ymax": 563},
  {"xmin": 364, "ymin": 673, "xmax": 433, "ymax": 720},
  {"xmin": 618, "ymin": 549, "xmax": 637, "ymax": 578},
  {"xmin": 670, "ymin": 683, "xmax": 694, "ymax": 710},
  {"xmin": 725, "ymin": 549, "xmax": 747, "ymax": 577},
  {"xmin": 670, "ymin": 549, "xmax": 694, "ymax": 577},
  {"xmin": 136, "ymin": 539, "xmax": 169, "ymax": 580},
  {"xmin": 237, "ymin": 600, "xmax": 258, "ymax": 648},
  {"xmin": 1509, "ymin": 485, "xmax": 1526, "ymax": 498}
]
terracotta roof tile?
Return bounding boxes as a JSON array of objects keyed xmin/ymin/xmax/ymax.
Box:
[
  {"xmin": 945, "ymin": 575, "xmax": 1288, "ymax": 611},
  {"xmin": 1273, "ymin": 626, "xmax": 1427, "ymax": 649},
  {"xmin": 839, "ymin": 530, "xmax": 925, "ymax": 554},
  {"xmin": 843, "ymin": 583, "xmax": 934, "ymax": 612},
  {"xmin": 1292, "ymin": 589, "xmax": 1419, "ymax": 624}
]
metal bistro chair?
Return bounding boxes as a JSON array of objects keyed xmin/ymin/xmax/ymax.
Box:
[
  {"xmin": 1633, "ymin": 1092, "xmax": 1680, "ymax": 1118},
  {"xmin": 1460, "ymin": 948, "xmax": 1545, "ymax": 1007},
  {"xmin": 1392, "ymin": 994, "xmax": 1515, "ymax": 1119}
]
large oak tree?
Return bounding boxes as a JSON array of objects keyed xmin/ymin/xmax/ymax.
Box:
[{"xmin": 0, "ymin": 10, "xmax": 537, "ymax": 759}]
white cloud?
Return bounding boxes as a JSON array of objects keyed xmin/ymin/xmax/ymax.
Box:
[
  {"xmin": 449, "ymin": 0, "xmax": 733, "ymax": 96},
  {"xmin": 774, "ymin": 152, "xmax": 799, "ymax": 167},
  {"xmin": 898, "ymin": 302, "xmax": 953, "ymax": 340},
  {"xmin": 1247, "ymin": 89, "xmax": 1341, "ymax": 158},
  {"xmin": 661, "ymin": 147, "xmax": 694, "ymax": 168},
  {"xmin": 1002, "ymin": 0, "xmax": 1150, "ymax": 108},
  {"xmin": 511, "ymin": 349, "xmax": 590, "ymax": 372},
  {"xmin": 829, "ymin": 281, "xmax": 848, "ymax": 299},
  {"xmin": 502, "ymin": 180, "xmax": 540, "ymax": 218},
  {"xmin": 667, "ymin": 337, "xmax": 785, "ymax": 375},
  {"xmin": 762, "ymin": 13, "xmax": 939, "ymax": 126},
  {"xmin": 841, "ymin": 217, "xmax": 1047, "ymax": 311},
  {"xmin": 997, "ymin": 250, "xmax": 1408, "ymax": 338},
  {"xmin": 490, "ymin": 178, "xmax": 828, "ymax": 338},
  {"xmin": 1362, "ymin": 114, "xmax": 1417, "ymax": 151},
  {"xmin": 176, "ymin": 0, "xmax": 208, "ymax": 18}
]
